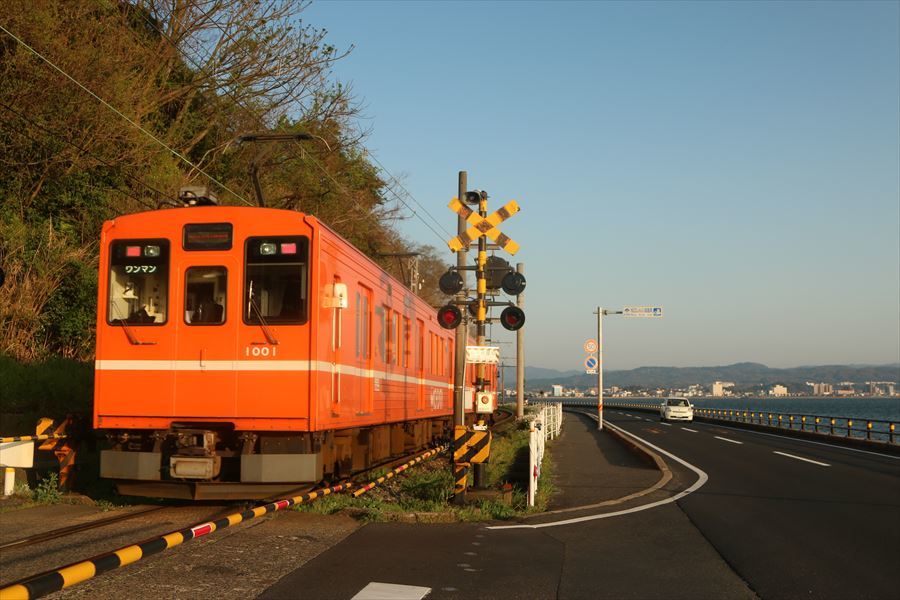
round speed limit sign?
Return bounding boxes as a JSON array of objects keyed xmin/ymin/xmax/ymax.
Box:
[{"xmin": 584, "ymin": 339, "xmax": 598, "ymax": 353}]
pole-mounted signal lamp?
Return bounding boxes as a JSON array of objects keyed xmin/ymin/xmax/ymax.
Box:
[
  {"xmin": 437, "ymin": 304, "xmax": 463, "ymax": 329},
  {"xmin": 439, "ymin": 270, "xmax": 464, "ymax": 295},
  {"xmin": 499, "ymin": 305, "xmax": 526, "ymax": 331},
  {"xmin": 501, "ymin": 271, "xmax": 526, "ymax": 295}
]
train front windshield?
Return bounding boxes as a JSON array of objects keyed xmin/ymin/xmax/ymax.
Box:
[
  {"xmin": 107, "ymin": 240, "xmax": 169, "ymax": 324},
  {"xmin": 244, "ymin": 236, "xmax": 309, "ymax": 325}
]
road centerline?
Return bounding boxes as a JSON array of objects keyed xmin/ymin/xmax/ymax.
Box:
[
  {"xmin": 714, "ymin": 435, "xmax": 743, "ymax": 445},
  {"xmin": 773, "ymin": 451, "xmax": 830, "ymax": 467}
]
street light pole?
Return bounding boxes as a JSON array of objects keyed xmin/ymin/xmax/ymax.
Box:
[{"xmin": 595, "ymin": 307, "xmax": 603, "ymax": 430}]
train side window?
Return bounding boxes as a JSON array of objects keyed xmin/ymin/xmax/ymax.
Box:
[
  {"xmin": 402, "ymin": 317, "xmax": 410, "ymax": 369},
  {"xmin": 376, "ymin": 306, "xmax": 386, "ymax": 362},
  {"xmin": 107, "ymin": 239, "xmax": 169, "ymax": 325},
  {"xmin": 390, "ymin": 311, "xmax": 400, "ymax": 365},
  {"xmin": 416, "ymin": 320, "xmax": 424, "ymax": 372},
  {"xmin": 244, "ymin": 236, "xmax": 308, "ymax": 325},
  {"xmin": 361, "ymin": 288, "xmax": 371, "ymax": 360},
  {"xmin": 446, "ymin": 338, "xmax": 452, "ymax": 376},
  {"xmin": 355, "ymin": 291, "xmax": 361, "ymax": 358},
  {"xmin": 184, "ymin": 267, "xmax": 227, "ymax": 325}
]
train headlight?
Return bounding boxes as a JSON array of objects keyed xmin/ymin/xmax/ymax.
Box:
[
  {"xmin": 144, "ymin": 245, "xmax": 161, "ymax": 257},
  {"xmin": 259, "ymin": 242, "xmax": 277, "ymax": 255}
]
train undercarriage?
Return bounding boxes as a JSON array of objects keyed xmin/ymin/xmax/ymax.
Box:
[{"xmin": 100, "ymin": 417, "xmax": 469, "ymax": 500}]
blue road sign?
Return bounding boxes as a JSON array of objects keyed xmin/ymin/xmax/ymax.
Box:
[{"xmin": 584, "ymin": 356, "xmax": 598, "ymax": 371}]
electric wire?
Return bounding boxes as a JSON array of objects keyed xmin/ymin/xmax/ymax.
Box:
[
  {"xmin": 132, "ymin": 4, "xmax": 450, "ymax": 244},
  {"xmin": 0, "ymin": 23, "xmax": 254, "ymax": 207},
  {"xmin": 122, "ymin": 4, "xmax": 448, "ymax": 243}
]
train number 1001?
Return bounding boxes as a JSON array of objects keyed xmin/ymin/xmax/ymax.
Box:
[{"xmin": 244, "ymin": 346, "xmax": 277, "ymax": 358}]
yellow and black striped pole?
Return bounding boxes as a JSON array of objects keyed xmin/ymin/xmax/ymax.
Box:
[
  {"xmin": 352, "ymin": 445, "xmax": 447, "ymax": 498},
  {"xmin": 0, "ymin": 481, "xmax": 354, "ymax": 600}
]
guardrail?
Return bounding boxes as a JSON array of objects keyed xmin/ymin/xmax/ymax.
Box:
[
  {"xmin": 601, "ymin": 400, "xmax": 898, "ymax": 446},
  {"xmin": 527, "ymin": 403, "xmax": 562, "ymax": 507}
]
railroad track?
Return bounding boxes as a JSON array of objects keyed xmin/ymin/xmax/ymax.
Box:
[
  {"xmin": 0, "ymin": 505, "xmax": 166, "ymax": 551},
  {"xmin": 1, "ymin": 414, "xmax": 512, "ymax": 598}
]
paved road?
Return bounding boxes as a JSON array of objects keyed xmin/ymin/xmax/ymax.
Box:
[
  {"xmin": 262, "ymin": 412, "xmax": 755, "ymax": 600},
  {"xmin": 603, "ymin": 409, "xmax": 900, "ymax": 600}
]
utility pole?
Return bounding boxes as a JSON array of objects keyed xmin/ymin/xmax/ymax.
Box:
[
  {"xmin": 452, "ymin": 172, "xmax": 468, "ymax": 504},
  {"xmin": 453, "ymin": 172, "xmax": 467, "ymax": 430},
  {"xmin": 516, "ymin": 262, "xmax": 525, "ymax": 420}
]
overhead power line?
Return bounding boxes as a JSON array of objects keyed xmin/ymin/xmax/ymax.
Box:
[
  {"xmin": 130, "ymin": 5, "xmax": 450, "ymax": 245},
  {"xmin": 123, "ymin": 5, "xmax": 451, "ymax": 244},
  {"xmin": 0, "ymin": 23, "xmax": 253, "ymax": 207}
]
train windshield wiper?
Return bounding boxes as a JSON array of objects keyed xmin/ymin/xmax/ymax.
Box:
[
  {"xmin": 247, "ymin": 281, "xmax": 279, "ymax": 345},
  {"xmin": 110, "ymin": 305, "xmax": 155, "ymax": 345}
]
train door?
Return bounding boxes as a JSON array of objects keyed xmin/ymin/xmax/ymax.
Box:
[
  {"xmin": 174, "ymin": 261, "xmax": 238, "ymax": 417},
  {"xmin": 327, "ymin": 275, "xmax": 347, "ymax": 412}
]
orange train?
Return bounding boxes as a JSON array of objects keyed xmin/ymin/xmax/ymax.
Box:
[{"xmin": 94, "ymin": 193, "xmax": 495, "ymax": 499}]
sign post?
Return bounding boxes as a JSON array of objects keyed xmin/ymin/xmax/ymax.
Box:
[{"xmin": 592, "ymin": 306, "xmax": 663, "ymax": 430}]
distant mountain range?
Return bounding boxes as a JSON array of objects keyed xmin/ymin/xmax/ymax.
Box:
[{"xmin": 501, "ymin": 363, "xmax": 900, "ymax": 391}]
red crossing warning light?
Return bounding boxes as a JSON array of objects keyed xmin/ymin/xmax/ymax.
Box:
[
  {"xmin": 499, "ymin": 306, "xmax": 525, "ymax": 331},
  {"xmin": 437, "ymin": 305, "xmax": 463, "ymax": 329}
]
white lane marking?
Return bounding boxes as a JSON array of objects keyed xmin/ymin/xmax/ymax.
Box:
[
  {"xmin": 488, "ymin": 417, "xmax": 709, "ymax": 530},
  {"xmin": 699, "ymin": 422, "xmax": 900, "ymax": 461},
  {"xmin": 352, "ymin": 582, "xmax": 431, "ymax": 600},
  {"xmin": 681, "ymin": 427, "xmax": 698, "ymax": 433},
  {"xmin": 660, "ymin": 422, "xmax": 672, "ymax": 427},
  {"xmin": 625, "ymin": 414, "xmax": 633, "ymax": 417},
  {"xmin": 773, "ymin": 451, "xmax": 831, "ymax": 467},
  {"xmin": 715, "ymin": 436, "xmax": 743, "ymax": 445}
]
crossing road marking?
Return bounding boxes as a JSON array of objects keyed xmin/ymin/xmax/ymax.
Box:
[
  {"xmin": 714, "ymin": 435, "xmax": 743, "ymax": 444},
  {"xmin": 773, "ymin": 451, "xmax": 830, "ymax": 467},
  {"xmin": 352, "ymin": 582, "xmax": 431, "ymax": 600},
  {"xmin": 681, "ymin": 427, "xmax": 698, "ymax": 433}
]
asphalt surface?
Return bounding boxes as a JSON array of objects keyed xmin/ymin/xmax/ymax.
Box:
[
  {"xmin": 262, "ymin": 412, "xmax": 756, "ymax": 599},
  {"xmin": 604, "ymin": 408, "xmax": 900, "ymax": 600}
]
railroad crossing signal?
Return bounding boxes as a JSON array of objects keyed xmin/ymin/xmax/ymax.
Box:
[{"xmin": 447, "ymin": 197, "xmax": 521, "ymax": 255}]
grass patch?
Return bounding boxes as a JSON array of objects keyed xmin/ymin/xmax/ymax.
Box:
[{"xmin": 295, "ymin": 421, "xmax": 559, "ymax": 522}]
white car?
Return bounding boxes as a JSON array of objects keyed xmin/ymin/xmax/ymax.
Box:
[{"xmin": 660, "ymin": 397, "xmax": 693, "ymax": 422}]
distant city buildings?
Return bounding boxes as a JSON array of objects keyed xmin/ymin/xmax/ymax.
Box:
[
  {"xmin": 527, "ymin": 379, "xmax": 897, "ymax": 399},
  {"xmin": 807, "ymin": 382, "xmax": 834, "ymax": 396},
  {"xmin": 711, "ymin": 381, "xmax": 735, "ymax": 396}
]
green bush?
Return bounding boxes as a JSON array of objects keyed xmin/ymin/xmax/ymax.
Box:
[{"xmin": 33, "ymin": 472, "xmax": 62, "ymax": 504}]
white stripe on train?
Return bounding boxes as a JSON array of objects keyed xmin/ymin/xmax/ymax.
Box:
[{"xmin": 94, "ymin": 359, "xmax": 454, "ymax": 389}]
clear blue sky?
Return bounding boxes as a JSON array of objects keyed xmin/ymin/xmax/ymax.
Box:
[{"xmin": 305, "ymin": 0, "xmax": 900, "ymax": 371}]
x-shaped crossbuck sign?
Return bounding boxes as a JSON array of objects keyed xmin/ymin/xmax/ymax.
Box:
[{"xmin": 446, "ymin": 197, "xmax": 521, "ymax": 255}]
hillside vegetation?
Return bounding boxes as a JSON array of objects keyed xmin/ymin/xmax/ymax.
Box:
[{"xmin": 0, "ymin": 0, "xmax": 448, "ymax": 364}]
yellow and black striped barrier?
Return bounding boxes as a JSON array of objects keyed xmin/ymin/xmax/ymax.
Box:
[
  {"xmin": 453, "ymin": 428, "xmax": 491, "ymax": 464},
  {"xmin": 0, "ymin": 434, "xmax": 66, "ymax": 444},
  {"xmin": 0, "ymin": 481, "xmax": 355, "ymax": 600},
  {"xmin": 352, "ymin": 444, "xmax": 447, "ymax": 498},
  {"xmin": 454, "ymin": 463, "xmax": 469, "ymax": 495}
]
